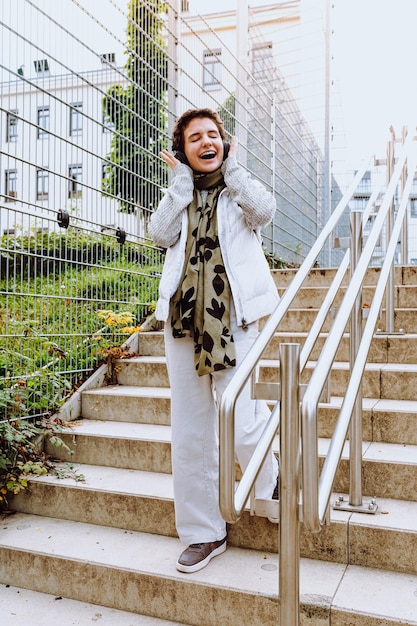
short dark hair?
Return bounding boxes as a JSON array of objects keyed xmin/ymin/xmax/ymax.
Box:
[{"xmin": 172, "ymin": 108, "xmax": 226, "ymax": 152}]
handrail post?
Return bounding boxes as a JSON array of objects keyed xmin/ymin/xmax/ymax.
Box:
[
  {"xmin": 349, "ymin": 211, "xmax": 363, "ymax": 506},
  {"xmin": 385, "ymin": 129, "xmax": 396, "ymax": 332},
  {"xmin": 279, "ymin": 343, "xmax": 300, "ymax": 626},
  {"xmin": 401, "ymin": 126, "xmax": 409, "ymax": 264},
  {"xmin": 332, "ymin": 210, "xmax": 378, "ymax": 515}
]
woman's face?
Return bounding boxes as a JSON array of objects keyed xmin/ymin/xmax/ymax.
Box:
[{"xmin": 183, "ymin": 116, "xmax": 224, "ymax": 173}]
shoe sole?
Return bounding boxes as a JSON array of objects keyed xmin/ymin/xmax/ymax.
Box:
[{"xmin": 176, "ymin": 540, "xmax": 227, "ymax": 574}]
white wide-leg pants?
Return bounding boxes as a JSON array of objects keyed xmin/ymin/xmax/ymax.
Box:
[{"xmin": 164, "ymin": 306, "xmax": 278, "ymax": 546}]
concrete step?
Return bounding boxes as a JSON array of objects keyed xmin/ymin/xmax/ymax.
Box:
[
  {"xmin": 278, "ymin": 283, "xmax": 417, "ymax": 310},
  {"xmin": 79, "ymin": 390, "xmax": 417, "ymax": 446},
  {"xmin": 265, "ymin": 331, "xmax": 417, "ymax": 364},
  {"xmin": 319, "ymin": 438, "xmax": 417, "ymax": 504},
  {"xmin": 0, "ymin": 584, "xmax": 187, "ymax": 626},
  {"xmin": 275, "ymin": 306, "xmax": 417, "ymax": 333},
  {"xmin": 81, "ymin": 385, "xmax": 171, "ymax": 425},
  {"xmin": 112, "ymin": 355, "xmax": 417, "ymax": 401},
  {"xmin": 46, "ymin": 419, "xmax": 173, "ymax": 472},
  {"xmin": 139, "ymin": 331, "xmax": 165, "ymax": 357},
  {"xmin": 11, "ymin": 460, "xmax": 417, "ymax": 572},
  {"xmin": 259, "ymin": 359, "xmax": 417, "ymax": 400},
  {"xmin": 139, "ymin": 330, "xmax": 417, "ymax": 364},
  {"xmin": 271, "ymin": 264, "xmax": 417, "ymax": 289},
  {"xmin": 278, "ymin": 285, "xmax": 417, "ymax": 309},
  {"xmin": 1, "ymin": 512, "xmax": 417, "ymax": 626},
  {"xmin": 319, "ymin": 397, "xmax": 417, "ymax": 445},
  {"xmin": 44, "ymin": 424, "xmax": 417, "ymax": 501}
]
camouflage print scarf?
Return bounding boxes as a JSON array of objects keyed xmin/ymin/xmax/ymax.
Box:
[{"xmin": 170, "ymin": 168, "xmax": 236, "ymax": 376}]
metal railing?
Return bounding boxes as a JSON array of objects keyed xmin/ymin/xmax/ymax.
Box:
[
  {"xmin": 219, "ymin": 128, "xmax": 417, "ymax": 624},
  {"xmin": 0, "ymin": 0, "xmax": 331, "ymax": 423}
]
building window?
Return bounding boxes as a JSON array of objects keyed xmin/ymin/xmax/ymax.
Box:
[
  {"xmin": 357, "ymin": 170, "xmax": 371, "ymax": 194},
  {"xmin": 100, "ymin": 52, "xmax": 116, "ymax": 66},
  {"xmin": 6, "ymin": 110, "xmax": 18, "ymax": 142},
  {"xmin": 410, "ymin": 198, "xmax": 417, "ymax": 218},
  {"xmin": 68, "ymin": 164, "xmax": 82, "ymax": 198},
  {"xmin": 252, "ymin": 43, "xmax": 273, "ymax": 81},
  {"xmin": 5, "ymin": 169, "xmax": 17, "ymax": 202},
  {"xmin": 36, "ymin": 169, "xmax": 49, "ymax": 200},
  {"xmin": 34, "ymin": 59, "xmax": 50, "ymax": 74},
  {"xmin": 203, "ymin": 49, "xmax": 221, "ymax": 90},
  {"xmin": 69, "ymin": 103, "xmax": 83, "ymax": 136},
  {"xmin": 352, "ymin": 197, "xmax": 368, "ymax": 212},
  {"xmin": 37, "ymin": 106, "xmax": 50, "ymax": 138},
  {"xmin": 181, "ymin": 0, "xmax": 189, "ymax": 11}
]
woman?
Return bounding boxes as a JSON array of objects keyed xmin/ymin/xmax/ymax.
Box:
[{"xmin": 148, "ymin": 108, "xmax": 279, "ymax": 574}]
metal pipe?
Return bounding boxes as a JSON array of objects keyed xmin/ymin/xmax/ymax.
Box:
[
  {"xmin": 167, "ymin": 0, "xmax": 179, "ymax": 186},
  {"xmin": 323, "ymin": 0, "xmax": 332, "ymax": 267},
  {"xmin": 318, "ymin": 144, "xmax": 417, "ymax": 522},
  {"xmin": 279, "ymin": 343, "xmax": 300, "ymax": 626},
  {"xmin": 302, "ymin": 130, "xmax": 414, "ymax": 533},
  {"xmin": 349, "ymin": 211, "xmax": 363, "ymax": 506},
  {"xmin": 219, "ymin": 395, "xmax": 281, "ymax": 522},
  {"xmin": 300, "ymin": 175, "xmax": 385, "ymax": 371},
  {"xmin": 236, "ymin": 0, "xmax": 248, "ymax": 169},
  {"xmin": 401, "ymin": 126, "xmax": 409, "ymax": 264},
  {"xmin": 385, "ymin": 132, "xmax": 395, "ymax": 332},
  {"xmin": 219, "ymin": 164, "xmax": 368, "ymax": 523}
]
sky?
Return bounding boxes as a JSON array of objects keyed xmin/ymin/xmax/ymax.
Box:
[
  {"xmin": 189, "ymin": 0, "xmax": 417, "ymax": 165},
  {"xmin": 331, "ymin": 0, "xmax": 417, "ymax": 163}
]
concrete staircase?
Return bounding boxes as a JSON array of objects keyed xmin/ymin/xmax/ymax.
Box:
[{"xmin": 1, "ymin": 266, "xmax": 417, "ymax": 625}]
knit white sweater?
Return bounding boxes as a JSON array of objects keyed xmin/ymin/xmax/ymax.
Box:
[
  {"xmin": 148, "ymin": 156, "xmax": 280, "ymax": 326},
  {"xmin": 148, "ymin": 156, "xmax": 276, "ymax": 247}
]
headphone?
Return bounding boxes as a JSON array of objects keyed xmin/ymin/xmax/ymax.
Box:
[{"xmin": 173, "ymin": 141, "xmax": 230, "ymax": 166}]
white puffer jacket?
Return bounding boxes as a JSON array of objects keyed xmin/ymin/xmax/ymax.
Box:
[{"xmin": 148, "ymin": 157, "xmax": 280, "ymax": 327}]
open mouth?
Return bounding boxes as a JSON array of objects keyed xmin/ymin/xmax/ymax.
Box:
[{"xmin": 200, "ymin": 151, "xmax": 216, "ymax": 160}]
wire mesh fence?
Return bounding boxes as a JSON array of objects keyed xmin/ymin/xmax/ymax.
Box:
[{"xmin": 0, "ymin": 0, "xmax": 332, "ymax": 421}]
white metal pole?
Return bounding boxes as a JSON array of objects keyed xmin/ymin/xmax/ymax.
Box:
[
  {"xmin": 279, "ymin": 343, "xmax": 301, "ymax": 626},
  {"xmin": 236, "ymin": 0, "xmax": 248, "ymax": 169}
]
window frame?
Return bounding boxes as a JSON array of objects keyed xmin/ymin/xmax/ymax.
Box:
[
  {"xmin": 6, "ymin": 110, "xmax": 18, "ymax": 142},
  {"xmin": 68, "ymin": 164, "xmax": 82, "ymax": 198},
  {"xmin": 37, "ymin": 106, "xmax": 50, "ymax": 139},
  {"xmin": 203, "ymin": 49, "xmax": 222, "ymax": 91},
  {"xmin": 410, "ymin": 198, "xmax": 417, "ymax": 218},
  {"xmin": 5, "ymin": 169, "xmax": 17, "ymax": 202},
  {"xmin": 69, "ymin": 102, "xmax": 83, "ymax": 136},
  {"xmin": 36, "ymin": 169, "xmax": 49, "ymax": 201}
]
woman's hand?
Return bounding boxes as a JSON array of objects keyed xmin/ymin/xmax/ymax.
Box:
[
  {"xmin": 159, "ymin": 150, "xmax": 181, "ymax": 170},
  {"xmin": 228, "ymin": 136, "xmax": 238, "ymax": 159}
]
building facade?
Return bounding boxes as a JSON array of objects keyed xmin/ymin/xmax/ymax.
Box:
[{"xmin": 1, "ymin": 0, "xmax": 330, "ymax": 264}]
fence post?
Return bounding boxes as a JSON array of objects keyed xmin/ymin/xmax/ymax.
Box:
[
  {"xmin": 385, "ymin": 129, "xmax": 396, "ymax": 332},
  {"xmin": 279, "ymin": 343, "xmax": 300, "ymax": 626},
  {"xmin": 400, "ymin": 126, "xmax": 409, "ymax": 264},
  {"xmin": 333, "ymin": 212, "xmax": 378, "ymax": 515},
  {"xmin": 349, "ymin": 210, "xmax": 364, "ymax": 506}
]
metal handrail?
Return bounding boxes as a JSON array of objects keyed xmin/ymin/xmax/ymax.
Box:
[
  {"xmin": 220, "ymin": 130, "xmax": 415, "ymax": 524},
  {"xmin": 219, "ymin": 163, "xmax": 369, "ymax": 522},
  {"xmin": 302, "ymin": 130, "xmax": 417, "ymax": 531},
  {"xmin": 219, "ymin": 127, "xmax": 417, "ymax": 625}
]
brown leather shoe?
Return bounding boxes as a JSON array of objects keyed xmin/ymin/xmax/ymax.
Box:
[{"xmin": 176, "ymin": 536, "xmax": 227, "ymax": 573}]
